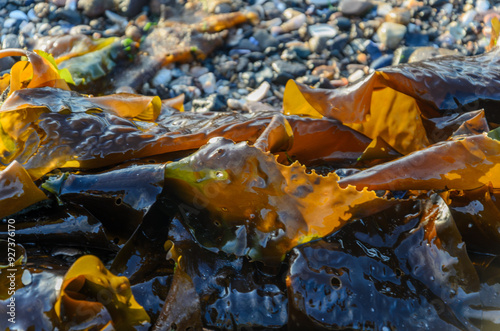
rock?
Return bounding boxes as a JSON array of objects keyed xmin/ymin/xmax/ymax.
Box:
[
  {"xmin": 0, "ymin": 57, "xmax": 16, "ymax": 72},
  {"xmin": 271, "ymin": 60, "xmax": 308, "ymax": 77},
  {"xmin": 2, "ymin": 34, "xmax": 21, "ymax": 49},
  {"xmin": 152, "ymin": 68, "xmax": 172, "ymax": 87},
  {"xmin": 246, "ymin": 81, "xmax": 270, "ymax": 102},
  {"xmin": 48, "ymin": 25, "xmax": 68, "ymax": 36},
  {"xmin": 27, "ymin": 8, "xmax": 40, "ymax": 22},
  {"xmin": 447, "ymin": 21, "xmax": 465, "ymax": 41},
  {"xmin": 198, "ymin": 72, "xmax": 217, "ymax": 94},
  {"xmin": 460, "ymin": 9, "xmax": 477, "ymax": 27},
  {"xmin": 385, "ymin": 8, "xmax": 411, "ymax": 25},
  {"xmin": 252, "ymin": 29, "xmax": 279, "ymax": 49},
  {"xmin": 237, "ymin": 38, "xmax": 261, "ymax": 52},
  {"xmin": 370, "ymin": 54, "xmax": 393, "ymax": 69},
  {"xmin": 271, "ymin": 13, "xmax": 306, "ymax": 36},
  {"xmin": 9, "ymin": 10, "xmax": 29, "ymax": 21},
  {"xmin": 311, "ymin": 65, "xmax": 337, "ymax": 80},
  {"xmin": 408, "ymin": 46, "xmax": 458, "ymax": 63},
  {"xmin": 51, "ymin": 0, "xmax": 66, "ymax": 6},
  {"xmin": 189, "ymin": 66, "xmax": 209, "ymax": 78},
  {"xmin": 214, "ymin": 2, "xmax": 232, "ymax": 14},
  {"xmin": 192, "ymin": 94, "xmax": 227, "ymax": 112},
  {"xmin": 113, "ymin": 0, "xmax": 148, "ymax": 18},
  {"xmin": 55, "ymin": 8, "xmax": 82, "ymax": 25},
  {"xmin": 348, "ymin": 69, "xmax": 365, "ymax": 83},
  {"xmin": 69, "ymin": 24, "xmax": 92, "ymax": 34},
  {"xmin": 332, "ymin": 17, "xmax": 351, "ymax": 31},
  {"xmin": 376, "ymin": 3, "xmax": 392, "ymax": 16},
  {"xmin": 309, "ymin": 36, "xmax": 329, "ymax": 53},
  {"xmin": 125, "ymin": 24, "xmax": 141, "ymax": 41},
  {"xmin": 327, "ymin": 33, "xmax": 349, "ymax": 52},
  {"xmin": 339, "ymin": 0, "xmax": 374, "ymax": 17},
  {"xmin": 308, "ymin": 24, "xmax": 338, "ymax": 38},
  {"xmin": 475, "ymin": 0, "xmax": 489, "ymax": 13},
  {"xmin": 78, "ymin": 0, "xmax": 113, "ymax": 17},
  {"xmin": 37, "ymin": 22, "xmax": 52, "ymax": 35},
  {"xmin": 255, "ymin": 67, "xmax": 274, "ymax": 84},
  {"xmin": 20, "ymin": 22, "xmax": 36, "ymax": 38},
  {"xmin": 377, "ymin": 22, "xmax": 407, "ymax": 49},
  {"xmin": 105, "ymin": 10, "xmax": 128, "ymax": 28},
  {"xmin": 306, "ymin": 0, "xmax": 335, "ymax": 6}
]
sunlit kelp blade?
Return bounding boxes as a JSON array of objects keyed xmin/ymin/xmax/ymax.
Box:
[
  {"xmin": 0, "ymin": 161, "xmax": 47, "ymax": 219},
  {"xmin": 284, "ymin": 47, "xmax": 500, "ymax": 154},
  {"xmin": 164, "ymin": 137, "xmax": 382, "ymax": 264},
  {"xmin": 0, "ymin": 49, "xmax": 72, "ymax": 96},
  {"xmin": 338, "ymin": 133, "xmax": 500, "ymax": 191},
  {"xmin": 0, "ymin": 87, "xmax": 275, "ymax": 179},
  {"xmin": 55, "ymin": 255, "xmax": 150, "ymax": 330}
]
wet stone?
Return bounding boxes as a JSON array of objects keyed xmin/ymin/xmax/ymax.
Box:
[
  {"xmin": 377, "ymin": 22, "xmax": 407, "ymax": 49},
  {"xmin": 385, "ymin": 8, "xmax": 411, "ymax": 25},
  {"xmin": 192, "ymin": 94, "xmax": 227, "ymax": 112},
  {"xmin": 2, "ymin": 34, "xmax": 21, "ymax": 49},
  {"xmin": 271, "ymin": 60, "xmax": 307, "ymax": 77},
  {"xmin": 332, "ymin": 16, "xmax": 351, "ymax": 31},
  {"xmin": 339, "ymin": 0, "xmax": 374, "ymax": 17}
]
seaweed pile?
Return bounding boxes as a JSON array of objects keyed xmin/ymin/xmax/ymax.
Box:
[{"xmin": 1, "ymin": 45, "xmax": 500, "ymax": 330}]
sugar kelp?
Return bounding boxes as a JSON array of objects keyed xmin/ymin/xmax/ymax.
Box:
[{"xmin": 2, "ymin": 45, "xmax": 500, "ymax": 330}]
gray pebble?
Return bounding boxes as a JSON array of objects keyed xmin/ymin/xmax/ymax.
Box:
[{"xmin": 2, "ymin": 34, "xmax": 21, "ymax": 49}]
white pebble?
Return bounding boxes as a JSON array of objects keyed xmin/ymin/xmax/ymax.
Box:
[
  {"xmin": 476, "ymin": 0, "xmax": 490, "ymax": 13},
  {"xmin": 27, "ymin": 8, "xmax": 40, "ymax": 22},
  {"xmin": 3, "ymin": 18, "xmax": 17, "ymax": 29},
  {"xmin": 348, "ymin": 69, "xmax": 365, "ymax": 83},
  {"xmin": 246, "ymin": 81, "xmax": 270, "ymax": 102}
]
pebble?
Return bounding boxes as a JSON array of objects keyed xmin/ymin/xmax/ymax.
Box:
[
  {"xmin": 272, "ymin": 60, "xmax": 307, "ymax": 77},
  {"xmin": 10, "ymin": 9, "xmax": 29, "ymax": 21},
  {"xmin": 3, "ymin": 18, "xmax": 17, "ymax": 29},
  {"xmin": 69, "ymin": 24, "xmax": 92, "ymax": 34},
  {"xmin": 377, "ymin": 22, "xmax": 407, "ymax": 49},
  {"xmin": 125, "ymin": 24, "xmax": 142, "ymax": 41},
  {"xmin": 348, "ymin": 69, "xmax": 365, "ymax": 83},
  {"xmin": 198, "ymin": 72, "xmax": 217, "ymax": 94},
  {"xmin": 192, "ymin": 94, "xmax": 227, "ymax": 112},
  {"xmin": 309, "ymin": 24, "xmax": 338, "ymax": 38},
  {"xmin": 370, "ymin": 54, "xmax": 393, "ymax": 69},
  {"xmin": 408, "ymin": 46, "xmax": 458, "ymax": 63},
  {"xmin": 339, "ymin": 0, "xmax": 374, "ymax": 17},
  {"xmin": 2, "ymin": 34, "xmax": 21, "ymax": 49},
  {"xmin": 385, "ymin": 8, "xmax": 411, "ymax": 25},
  {"xmin": 271, "ymin": 13, "xmax": 306, "ymax": 35},
  {"xmin": 152, "ymin": 68, "xmax": 172, "ymax": 87},
  {"xmin": 246, "ymin": 81, "xmax": 270, "ymax": 102}
]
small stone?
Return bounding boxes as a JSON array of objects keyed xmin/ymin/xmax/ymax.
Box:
[
  {"xmin": 392, "ymin": 46, "xmax": 419, "ymax": 65},
  {"xmin": 214, "ymin": 2, "xmax": 232, "ymax": 14},
  {"xmin": 339, "ymin": 0, "xmax": 374, "ymax": 17},
  {"xmin": 3, "ymin": 18, "xmax": 17, "ymax": 29},
  {"xmin": 113, "ymin": 0, "xmax": 148, "ymax": 18},
  {"xmin": 37, "ymin": 22, "xmax": 51, "ymax": 35},
  {"xmin": 27, "ymin": 8, "xmax": 40, "ymax": 22},
  {"xmin": 9, "ymin": 10, "xmax": 29, "ymax": 21},
  {"xmin": 2, "ymin": 34, "xmax": 21, "ymax": 49},
  {"xmin": 476, "ymin": 0, "xmax": 490, "ymax": 14},
  {"xmin": 327, "ymin": 33, "xmax": 349, "ymax": 52},
  {"xmin": 309, "ymin": 36, "xmax": 329, "ymax": 53},
  {"xmin": 152, "ymin": 68, "xmax": 172, "ymax": 87},
  {"xmin": 408, "ymin": 46, "xmax": 458, "ymax": 63},
  {"xmin": 198, "ymin": 72, "xmax": 217, "ymax": 94},
  {"xmin": 309, "ymin": 24, "xmax": 338, "ymax": 38},
  {"xmin": 370, "ymin": 54, "xmax": 393, "ymax": 69},
  {"xmin": 311, "ymin": 65, "xmax": 337, "ymax": 80},
  {"xmin": 376, "ymin": 3, "xmax": 392, "ymax": 16},
  {"xmin": 56, "ymin": 8, "xmax": 82, "ymax": 25},
  {"xmin": 78, "ymin": 0, "xmax": 113, "ymax": 17},
  {"xmin": 460, "ymin": 9, "xmax": 477, "ymax": 27},
  {"xmin": 51, "ymin": 0, "xmax": 66, "ymax": 6},
  {"xmin": 252, "ymin": 29, "xmax": 279, "ymax": 49},
  {"xmin": 305, "ymin": 0, "xmax": 334, "ymax": 6},
  {"xmin": 34, "ymin": 3, "xmax": 49, "ymax": 18},
  {"xmin": 20, "ymin": 22, "xmax": 35, "ymax": 37},
  {"xmin": 227, "ymin": 98, "xmax": 245, "ymax": 110},
  {"xmin": 125, "ymin": 25, "xmax": 141, "ymax": 41},
  {"xmin": 271, "ymin": 60, "xmax": 308, "ymax": 77},
  {"xmin": 348, "ymin": 69, "xmax": 365, "ymax": 83},
  {"xmin": 332, "ymin": 17, "xmax": 351, "ymax": 31},
  {"xmin": 189, "ymin": 66, "xmax": 209, "ymax": 78},
  {"xmin": 377, "ymin": 22, "xmax": 407, "ymax": 49},
  {"xmin": 69, "ymin": 24, "xmax": 92, "ymax": 34},
  {"xmin": 105, "ymin": 10, "xmax": 128, "ymax": 28},
  {"xmin": 385, "ymin": 8, "xmax": 411, "ymax": 25},
  {"xmin": 48, "ymin": 25, "xmax": 68, "ymax": 36},
  {"xmin": 255, "ymin": 67, "xmax": 274, "ymax": 84},
  {"xmin": 246, "ymin": 81, "xmax": 270, "ymax": 102},
  {"xmin": 447, "ymin": 21, "xmax": 465, "ymax": 41},
  {"xmin": 192, "ymin": 94, "xmax": 227, "ymax": 112}
]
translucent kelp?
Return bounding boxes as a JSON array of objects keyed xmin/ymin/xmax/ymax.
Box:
[{"xmin": 1, "ymin": 44, "xmax": 500, "ymax": 331}]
